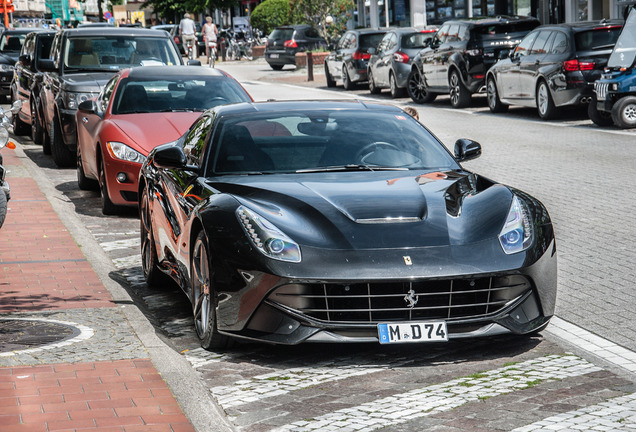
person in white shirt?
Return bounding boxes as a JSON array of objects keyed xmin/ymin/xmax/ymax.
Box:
[
  {"xmin": 202, "ymin": 16, "xmax": 218, "ymax": 60},
  {"xmin": 179, "ymin": 13, "xmax": 198, "ymax": 58}
]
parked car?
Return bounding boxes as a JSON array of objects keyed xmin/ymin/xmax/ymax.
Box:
[
  {"xmin": 265, "ymin": 25, "xmax": 326, "ymax": 70},
  {"xmin": 11, "ymin": 30, "xmax": 55, "ymax": 145},
  {"xmin": 0, "ymin": 28, "xmax": 42, "ymax": 102},
  {"xmin": 75, "ymin": 66, "xmax": 252, "ymax": 215},
  {"xmin": 486, "ymin": 20, "xmax": 623, "ymax": 119},
  {"xmin": 39, "ymin": 27, "xmax": 183, "ymax": 168},
  {"xmin": 139, "ymin": 99, "xmax": 556, "ymax": 349},
  {"xmin": 367, "ymin": 28, "xmax": 436, "ymax": 98},
  {"xmin": 408, "ymin": 16, "xmax": 540, "ymax": 108},
  {"xmin": 589, "ymin": 8, "xmax": 636, "ymax": 128},
  {"xmin": 324, "ymin": 28, "xmax": 387, "ymax": 90}
]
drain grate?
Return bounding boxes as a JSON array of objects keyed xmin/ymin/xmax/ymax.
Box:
[{"xmin": 0, "ymin": 319, "xmax": 80, "ymax": 352}]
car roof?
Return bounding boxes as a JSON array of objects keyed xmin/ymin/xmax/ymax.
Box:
[
  {"xmin": 2, "ymin": 28, "xmax": 46, "ymax": 35},
  {"xmin": 346, "ymin": 28, "xmax": 389, "ymax": 34},
  {"xmin": 209, "ymin": 99, "xmax": 404, "ymax": 116},
  {"xmin": 444, "ymin": 15, "xmax": 540, "ymax": 26},
  {"xmin": 61, "ymin": 27, "xmax": 170, "ymax": 37},
  {"xmin": 534, "ymin": 19, "xmax": 624, "ymax": 32},
  {"xmin": 126, "ymin": 66, "xmax": 229, "ymax": 79}
]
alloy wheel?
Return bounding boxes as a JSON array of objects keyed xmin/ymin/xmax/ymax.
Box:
[{"xmin": 192, "ymin": 238, "xmax": 211, "ymax": 338}]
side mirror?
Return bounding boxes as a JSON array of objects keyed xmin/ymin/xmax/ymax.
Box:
[
  {"xmin": 152, "ymin": 145, "xmax": 187, "ymax": 169},
  {"xmin": 38, "ymin": 59, "xmax": 57, "ymax": 72},
  {"xmin": 78, "ymin": 99, "xmax": 98, "ymax": 115},
  {"xmin": 18, "ymin": 54, "xmax": 32, "ymax": 66},
  {"xmin": 454, "ymin": 138, "xmax": 481, "ymax": 162}
]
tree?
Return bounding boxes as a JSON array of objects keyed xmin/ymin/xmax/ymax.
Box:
[
  {"xmin": 289, "ymin": 0, "xmax": 354, "ymax": 44},
  {"xmin": 250, "ymin": 0, "xmax": 296, "ymax": 35},
  {"xmin": 142, "ymin": 0, "xmax": 239, "ymax": 20}
]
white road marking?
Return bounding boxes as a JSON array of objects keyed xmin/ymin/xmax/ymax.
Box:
[
  {"xmin": 99, "ymin": 237, "xmax": 140, "ymax": 252},
  {"xmin": 0, "ymin": 318, "xmax": 94, "ymax": 357}
]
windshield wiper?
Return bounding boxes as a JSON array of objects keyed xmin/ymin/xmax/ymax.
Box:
[
  {"xmin": 66, "ymin": 67, "xmax": 118, "ymax": 73},
  {"xmin": 159, "ymin": 108, "xmax": 195, "ymax": 112},
  {"xmin": 296, "ymin": 164, "xmax": 408, "ymax": 173}
]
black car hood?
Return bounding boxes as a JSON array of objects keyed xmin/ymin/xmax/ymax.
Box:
[
  {"xmin": 209, "ymin": 171, "xmax": 514, "ymax": 250},
  {"xmin": 0, "ymin": 52, "xmax": 18, "ymax": 64},
  {"xmin": 61, "ymin": 72, "xmax": 115, "ymax": 92}
]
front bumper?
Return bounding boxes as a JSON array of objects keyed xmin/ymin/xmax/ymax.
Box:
[
  {"xmin": 213, "ymin": 238, "xmax": 557, "ymax": 345},
  {"xmin": 103, "ymin": 153, "xmax": 142, "ymax": 206}
]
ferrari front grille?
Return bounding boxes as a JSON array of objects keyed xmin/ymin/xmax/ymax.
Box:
[{"xmin": 269, "ymin": 276, "xmax": 532, "ymax": 323}]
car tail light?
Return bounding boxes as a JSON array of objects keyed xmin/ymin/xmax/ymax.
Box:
[
  {"xmin": 563, "ymin": 59, "xmax": 595, "ymax": 71},
  {"xmin": 284, "ymin": 39, "xmax": 297, "ymax": 48},
  {"xmin": 393, "ymin": 51, "xmax": 409, "ymax": 63},
  {"xmin": 352, "ymin": 50, "xmax": 371, "ymax": 60},
  {"xmin": 472, "ymin": 74, "xmax": 485, "ymax": 79}
]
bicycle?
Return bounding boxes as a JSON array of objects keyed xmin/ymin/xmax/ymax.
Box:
[
  {"xmin": 207, "ymin": 41, "xmax": 217, "ymax": 67},
  {"xmin": 185, "ymin": 38, "xmax": 194, "ymax": 60}
]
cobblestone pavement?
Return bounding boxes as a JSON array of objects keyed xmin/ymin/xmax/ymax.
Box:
[{"xmin": 3, "ymin": 65, "xmax": 636, "ymax": 432}]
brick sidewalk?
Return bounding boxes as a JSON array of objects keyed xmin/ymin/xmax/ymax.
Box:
[{"xmin": 0, "ymin": 149, "xmax": 195, "ymax": 431}]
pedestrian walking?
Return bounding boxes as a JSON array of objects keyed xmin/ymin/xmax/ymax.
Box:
[{"xmin": 179, "ymin": 12, "xmax": 198, "ymax": 58}]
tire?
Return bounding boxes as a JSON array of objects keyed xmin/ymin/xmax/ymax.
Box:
[
  {"xmin": 50, "ymin": 116, "xmax": 75, "ymax": 167},
  {"xmin": 12, "ymin": 107, "xmax": 30, "ymax": 136},
  {"xmin": 389, "ymin": 72, "xmax": 404, "ymax": 98},
  {"xmin": 31, "ymin": 98, "xmax": 44, "ymax": 145},
  {"xmin": 325, "ymin": 63, "xmax": 336, "ymax": 88},
  {"xmin": 449, "ymin": 69, "xmax": 471, "ymax": 108},
  {"xmin": 486, "ymin": 76, "xmax": 508, "ymax": 113},
  {"xmin": 587, "ymin": 96, "xmax": 613, "ymax": 127},
  {"xmin": 42, "ymin": 118, "xmax": 51, "ymax": 155},
  {"xmin": 407, "ymin": 68, "xmax": 436, "ymax": 104},
  {"xmin": 342, "ymin": 66, "xmax": 354, "ymax": 91},
  {"xmin": 536, "ymin": 80, "xmax": 557, "ymax": 120},
  {"xmin": 99, "ymin": 157, "xmax": 118, "ymax": 215},
  {"xmin": 368, "ymin": 69, "xmax": 381, "ymax": 94},
  {"xmin": 140, "ymin": 187, "xmax": 173, "ymax": 287},
  {"xmin": 191, "ymin": 230, "xmax": 231, "ymax": 350},
  {"xmin": 611, "ymin": 96, "xmax": 636, "ymax": 129},
  {"xmin": 77, "ymin": 145, "xmax": 98, "ymax": 191},
  {"xmin": 0, "ymin": 190, "xmax": 6, "ymax": 229},
  {"xmin": 270, "ymin": 64, "xmax": 284, "ymax": 71}
]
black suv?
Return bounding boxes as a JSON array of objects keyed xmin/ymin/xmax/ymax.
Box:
[
  {"xmin": 324, "ymin": 28, "xmax": 387, "ymax": 90},
  {"xmin": 408, "ymin": 16, "xmax": 540, "ymax": 108},
  {"xmin": 12, "ymin": 30, "xmax": 55, "ymax": 145},
  {"xmin": 0, "ymin": 28, "xmax": 41, "ymax": 101},
  {"xmin": 39, "ymin": 27, "xmax": 183, "ymax": 167},
  {"xmin": 265, "ymin": 25, "xmax": 326, "ymax": 70},
  {"xmin": 486, "ymin": 20, "xmax": 623, "ymax": 119}
]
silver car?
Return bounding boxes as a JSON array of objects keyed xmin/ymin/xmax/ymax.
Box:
[{"xmin": 367, "ymin": 28, "xmax": 436, "ymax": 98}]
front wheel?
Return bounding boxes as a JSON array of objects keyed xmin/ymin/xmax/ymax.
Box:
[
  {"xmin": 389, "ymin": 73, "xmax": 404, "ymax": 98},
  {"xmin": 536, "ymin": 81, "xmax": 558, "ymax": 120},
  {"xmin": 12, "ymin": 107, "xmax": 30, "ymax": 136},
  {"xmin": 99, "ymin": 158, "xmax": 119, "ymax": 215},
  {"xmin": 587, "ymin": 96, "xmax": 613, "ymax": 127},
  {"xmin": 191, "ymin": 230, "xmax": 231, "ymax": 350},
  {"xmin": 486, "ymin": 77, "xmax": 508, "ymax": 113},
  {"xmin": 368, "ymin": 69, "xmax": 381, "ymax": 94},
  {"xmin": 50, "ymin": 116, "xmax": 75, "ymax": 167},
  {"xmin": 611, "ymin": 96, "xmax": 636, "ymax": 129},
  {"xmin": 31, "ymin": 98, "xmax": 44, "ymax": 145},
  {"xmin": 77, "ymin": 145, "xmax": 98, "ymax": 191},
  {"xmin": 407, "ymin": 69, "xmax": 436, "ymax": 104},
  {"xmin": 449, "ymin": 70, "xmax": 471, "ymax": 108}
]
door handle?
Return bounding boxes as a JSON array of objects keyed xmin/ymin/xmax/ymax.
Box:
[{"xmin": 82, "ymin": 117, "xmax": 88, "ymax": 124}]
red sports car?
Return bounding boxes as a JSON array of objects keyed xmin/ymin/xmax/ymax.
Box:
[{"xmin": 75, "ymin": 65, "xmax": 252, "ymax": 214}]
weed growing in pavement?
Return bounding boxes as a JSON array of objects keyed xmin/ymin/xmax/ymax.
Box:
[{"xmin": 265, "ymin": 376, "xmax": 291, "ymax": 381}]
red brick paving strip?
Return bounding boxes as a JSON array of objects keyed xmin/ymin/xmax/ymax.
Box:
[
  {"xmin": 0, "ymin": 173, "xmax": 114, "ymax": 312},
  {"xmin": 0, "ymin": 359, "xmax": 195, "ymax": 431}
]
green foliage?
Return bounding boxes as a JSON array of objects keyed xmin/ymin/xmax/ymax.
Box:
[
  {"xmin": 251, "ymin": 0, "xmax": 294, "ymax": 35},
  {"xmin": 289, "ymin": 0, "xmax": 354, "ymax": 44},
  {"xmin": 141, "ymin": 0, "xmax": 238, "ymax": 18}
]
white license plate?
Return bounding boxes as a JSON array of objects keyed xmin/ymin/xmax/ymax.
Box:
[
  {"xmin": 269, "ymin": 53, "xmax": 279, "ymax": 58},
  {"xmin": 378, "ymin": 321, "xmax": 448, "ymax": 344}
]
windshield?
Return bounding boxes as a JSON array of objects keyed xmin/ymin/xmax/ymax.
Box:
[
  {"xmin": 111, "ymin": 77, "xmax": 251, "ymax": 114},
  {"xmin": 0, "ymin": 33, "xmax": 26, "ymax": 52},
  {"xmin": 608, "ymin": 9, "xmax": 636, "ymax": 68},
  {"xmin": 207, "ymin": 110, "xmax": 459, "ymax": 175},
  {"xmin": 269, "ymin": 29, "xmax": 294, "ymax": 41},
  {"xmin": 360, "ymin": 33, "xmax": 385, "ymax": 50},
  {"xmin": 402, "ymin": 32, "xmax": 433, "ymax": 49},
  {"xmin": 63, "ymin": 36, "xmax": 181, "ymax": 71}
]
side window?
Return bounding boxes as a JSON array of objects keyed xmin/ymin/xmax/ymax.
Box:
[
  {"xmin": 458, "ymin": 26, "xmax": 470, "ymax": 42},
  {"xmin": 51, "ymin": 33, "xmax": 62, "ymax": 65},
  {"xmin": 184, "ymin": 115, "xmax": 213, "ymax": 166},
  {"xmin": 98, "ymin": 76, "xmax": 118, "ymax": 112},
  {"xmin": 550, "ymin": 32, "xmax": 568, "ymax": 55},
  {"xmin": 435, "ymin": 25, "xmax": 451, "ymax": 45},
  {"xmin": 21, "ymin": 34, "xmax": 33, "ymax": 56},
  {"xmin": 388, "ymin": 33, "xmax": 398, "ymax": 50},
  {"xmin": 377, "ymin": 33, "xmax": 391, "ymax": 52},
  {"xmin": 530, "ymin": 31, "xmax": 552, "ymax": 55},
  {"xmin": 514, "ymin": 31, "xmax": 539, "ymax": 58},
  {"xmin": 446, "ymin": 25, "xmax": 460, "ymax": 43},
  {"xmin": 305, "ymin": 28, "xmax": 319, "ymax": 38},
  {"xmin": 337, "ymin": 33, "xmax": 349, "ymax": 49}
]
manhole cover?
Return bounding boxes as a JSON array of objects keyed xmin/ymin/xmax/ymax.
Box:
[{"xmin": 0, "ymin": 319, "xmax": 81, "ymax": 352}]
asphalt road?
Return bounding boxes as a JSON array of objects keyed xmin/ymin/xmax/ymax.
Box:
[{"xmin": 7, "ymin": 60, "xmax": 636, "ymax": 431}]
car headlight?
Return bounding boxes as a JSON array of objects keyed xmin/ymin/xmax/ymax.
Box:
[
  {"xmin": 0, "ymin": 64, "xmax": 14, "ymax": 72},
  {"xmin": 499, "ymin": 195, "xmax": 533, "ymax": 254},
  {"xmin": 67, "ymin": 92, "xmax": 94, "ymax": 109},
  {"xmin": 236, "ymin": 206, "xmax": 301, "ymax": 263},
  {"xmin": 106, "ymin": 141, "xmax": 146, "ymax": 164}
]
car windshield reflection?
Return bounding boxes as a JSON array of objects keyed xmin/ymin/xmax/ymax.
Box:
[{"xmin": 207, "ymin": 110, "xmax": 459, "ymax": 175}]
